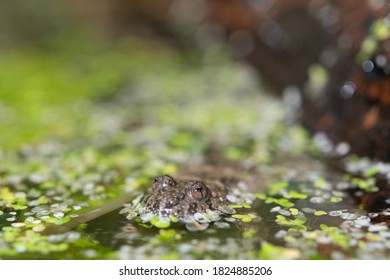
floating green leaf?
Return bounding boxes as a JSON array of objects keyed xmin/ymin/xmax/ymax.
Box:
[
  {"xmin": 150, "ymin": 216, "xmax": 171, "ymax": 229},
  {"xmin": 314, "ymin": 211, "xmax": 327, "ymax": 216},
  {"xmin": 265, "ymin": 197, "xmax": 294, "ymax": 208},
  {"xmin": 287, "ymin": 190, "xmax": 308, "ymax": 200},
  {"xmin": 330, "ymin": 196, "xmax": 343, "ymax": 203},
  {"xmin": 268, "ymin": 181, "xmax": 289, "ymax": 195}
]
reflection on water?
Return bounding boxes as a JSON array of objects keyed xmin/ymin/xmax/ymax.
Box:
[{"xmin": 86, "ymin": 157, "xmax": 390, "ymax": 259}]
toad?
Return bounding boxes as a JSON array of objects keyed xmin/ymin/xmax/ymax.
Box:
[{"xmin": 141, "ymin": 174, "xmax": 237, "ymax": 217}]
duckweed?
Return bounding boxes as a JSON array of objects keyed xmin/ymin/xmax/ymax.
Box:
[
  {"xmin": 231, "ymin": 214, "xmax": 256, "ymax": 223},
  {"xmin": 150, "ymin": 216, "xmax": 171, "ymax": 229},
  {"xmin": 275, "ymin": 215, "xmax": 308, "ymax": 227},
  {"xmin": 265, "ymin": 197, "xmax": 294, "ymax": 208},
  {"xmin": 349, "ymin": 177, "xmax": 379, "ymax": 192},
  {"xmin": 313, "ymin": 211, "xmax": 327, "ymax": 216},
  {"xmin": 330, "ymin": 197, "xmax": 343, "ymax": 203},
  {"xmin": 287, "ymin": 190, "xmax": 308, "ymax": 200},
  {"xmin": 289, "ymin": 208, "xmax": 299, "ymax": 216}
]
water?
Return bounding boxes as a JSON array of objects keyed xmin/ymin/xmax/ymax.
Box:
[{"xmin": 84, "ymin": 160, "xmax": 390, "ymax": 259}]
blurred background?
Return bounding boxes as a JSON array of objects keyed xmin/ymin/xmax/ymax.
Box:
[{"xmin": 1, "ymin": 0, "xmax": 390, "ymax": 158}]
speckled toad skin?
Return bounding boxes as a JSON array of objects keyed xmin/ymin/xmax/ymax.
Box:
[{"xmin": 141, "ymin": 175, "xmax": 234, "ymax": 217}]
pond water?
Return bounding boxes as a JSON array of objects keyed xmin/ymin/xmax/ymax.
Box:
[{"xmin": 80, "ymin": 153, "xmax": 390, "ymax": 260}]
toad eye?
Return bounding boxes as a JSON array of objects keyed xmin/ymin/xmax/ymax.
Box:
[
  {"xmin": 187, "ymin": 181, "xmax": 210, "ymax": 201},
  {"xmin": 152, "ymin": 175, "xmax": 176, "ymax": 191}
]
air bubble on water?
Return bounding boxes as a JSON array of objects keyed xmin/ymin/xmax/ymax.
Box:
[
  {"xmin": 340, "ymin": 81, "xmax": 356, "ymax": 99},
  {"xmin": 365, "ymin": 242, "xmax": 384, "ymax": 252},
  {"xmin": 178, "ymin": 244, "xmax": 193, "ymax": 254},
  {"xmin": 379, "ymin": 231, "xmax": 390, "ymax": 238},
  {"xmin": 52, "ymin": 204, "xmax": 67, "ymax": 212},
  {"xmin": 14, "ymin": 192, "xmax": 26, "ymax": 199},
  {"xmin": 182, "ymin": 215, "xmax": 196, "ymax": 224},
  {"xmin": 226, "ymin": 194, "xmax": 237, "ymax": 203},
  {"xmin": 362, "ymin": 60, "xmax": 375, "ymax": 72},
  {"xmin": 15, "ymin": 245, "xmax": 26, "ymax": 253},
  {"xmin": 355, "ymin": 191, "xmax": 364, "ymax": 197},
  {"xmin": 11, "ymin": 222, "xmax": 25, "ymax": 228},
  {"xmin": 219, "ymin": 206, "xmax": 236, "ymax": 214},
  {"xmin": 31, "ymin": 205, "xmax": 49, "ymax": 214},
  {"xmin": 67, "ymin": 232, "xmax": 81, "ymax": 242},
  {"xmin": 76, "ymin": 202, "xmax": 90, "ymax": 208},
  {"xmin": 37, "ymin": 210, "xmax": 50, "ymax": 217},
  {"xmin": 214, "ymin": 222, "xmax": 230, "ymax": 229},
  {"xmin": 25, "ymin": 216, "xmax": 39, "ymax": 224},
  {"xmin": 330, "ymin": 251, "xmax": 346, "ymax": 260},
  {"xmin": 316, "ymin": 235, "xmax": 332, "ymax": 244},
  {"xmin": 278, "ymin": 209, "xmax": 291, "ymax": 216},
  {"xmin": 194, "ymin": 212, "xmax": 210, "ymax": 223},
  {"xmin": 140, "ymin": 212, "xmax": 154, "ymax": 223},
  {"xmin": 32, "ymin": 224, "xmax": 45, "ymax": 232},
  {"xmin": 310, "ymin": 197, "xmax": 326, "ymax": 203},
  {"xmin": 48, "ymin": 234, "xmax": 66, "ymax": 243},
  {"xmin": 274, "ymin": 230, "xmax": 287, "ymax": 239},
  {"xmin": 117, "ymin": 245, "xmax": 133, "ymax": 260},
  {"xmin": 340, "ymin": 213, "xmax": 357, "ymax": 220},
  {"xmin": 270, "ymin": 206, "xmax": 281, "ymax": 212},
  {"xmin": 349, "ymin": 239, "xmax": 358, "ymax": 246},
  {"xmin": 82, "ymin": 249, "xmax": 97, "ymax": 258},
  {"xmin": 313, "ymin": 132, "xmax": 334, "ymax": 153},
  {"xmin": 335, "ymin": 142, "xmax": 350, "ymax": 156},
  {"xmin": 29, "ymin": 173, "xmax": 44, "ymax": 183},
  {"xmin": 368, "ymin": 212, "xmax": 379, "ymax": 218},
  {"xmin": 336, "ymin": 181, "xmax": 350, "ymax": 190},
  {"xmin": 381, "ymin": 210, "xmax": 390, "ymax": 216},
  {"xmin": 375, "ymin": 54, "xmax": 387, "ymax": 67},
  {"xmin": 28, "ymin": 199, "xmax": 39, "ymax": 207},
  {"xmin": 185, "ymin": 222, "xmax": 209, "ymax": 232},
  {"xmin": 331, "ymin": 190, "xmax": 345, "ymax": 197},
  {"xmin": 328, "ymin": 210, "xmax": 342, "ymax": 217},
  {"xmin": 205, "ymin": 210, "xmax": 220, "ymax": 222},
  {"xmin": 53, "ymin": 212, "xmax": 64, "ymax": 219},
  {"xmin": 368, "ymin": 223, "xmax": 388, "ymax": 232},
  {"xmin": 341, "ymin": 220, "xmax": 354, "ymax": 228},
  {"xmin": 302, "ymin": 207, "xmax": 317, "ymax": 213},
  {"xmin": 126, "ymin": 212, "xmax": 138, "ymax": 220},
  {"xmin": 350, "ymin": 231, "xmax": 365, "ymax": 239},
  {"xmin": 354, "ymin": 216, "xmax": 371, "ymax": 227}
]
